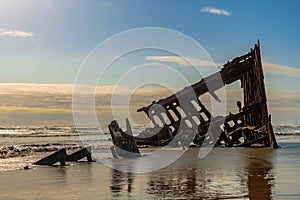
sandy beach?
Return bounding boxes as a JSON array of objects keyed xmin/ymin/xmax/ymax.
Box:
[
  {"xmin": 0, "ymin": 135, "xmax": 299, "ymax": 200},
  {"xmin": 1, "ymin": 1, "xmax": 300, "ymax": 199}
]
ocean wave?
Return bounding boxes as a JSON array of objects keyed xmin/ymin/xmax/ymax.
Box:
[
  {"xmin": 0, "ymin": 126, "xmax": 105, "ymax": 138},
  {"xmin": 273, "ymin": 124, "xmax": 300, "ymax": 135},
  {"xmin": 0, "ymin": 143, "xmax": 82, "ymax": 159},
  {"xmin": 1, "ymin": 124, "xmax": 300, "ymax": 138}
]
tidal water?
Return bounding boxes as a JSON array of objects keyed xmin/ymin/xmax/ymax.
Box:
[{"xmin": 0, "ymin": 126, "xmax": 299, "ymax": 199}]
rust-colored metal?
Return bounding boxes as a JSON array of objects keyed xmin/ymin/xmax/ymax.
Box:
[{"xmin": 108, "ymin": 42, "xmax": 278, "ymax": 156}]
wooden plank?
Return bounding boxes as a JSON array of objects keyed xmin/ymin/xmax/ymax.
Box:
[{"xmin": 34, "ymin": 148, "xmax": 67, "ymax": 166}]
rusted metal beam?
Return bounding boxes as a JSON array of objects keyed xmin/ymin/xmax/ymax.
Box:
[
  {"xmin": 34, "ymin": 148, "xmax": 67, "ymax": 166},
  {"xmin": 65, "ymin": 147, "xmax": 93, "ymax": 162},
  {"xmin": 108, "ymin": 120, "xmax": 141, "ymax": 158},
  {"xmin": 112, "ymin": 42, "xmax": 278, "ymax": 150}
]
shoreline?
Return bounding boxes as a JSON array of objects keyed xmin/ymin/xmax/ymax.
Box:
[{"xmin": 0, "ymin": 144, "xmax": 299, "ymax": 199}]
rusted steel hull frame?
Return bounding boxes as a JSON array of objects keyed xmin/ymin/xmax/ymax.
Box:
[
  {"xmin": 109, "ymin": 42, "xmax": 278, "ymax": 151},
  {"xmin": 108, "ymin": 120, "xmax": 141, "ymax": 158},
  {"xmin": 65, "ymin": 147, "xmax": 93, "ymax": 162},
  {"xmin": 34, "ymin": 148, "xmax": 67, "ymax": 166},
  {"xmin": 34, "ymin": 147, "xmax": 93, "ymax": 166}
]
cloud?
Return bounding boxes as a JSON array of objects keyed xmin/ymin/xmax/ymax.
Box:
[
  {"xmin": 200, "ymin": 7, "xmax": 231, "ymax": 16},
  {"xmin": 0, "ymin": 83, "xmax": 173, "ymax": 96},
  {"xmin": 0, "ymin": 83, "xmax": 73, "ymax": 95},
  {"xmin": 145, "ymin": 56, "xmax": 221, "ymax": 67},
  {"xmin": 0, "ymin": 29, "xmax": 34, "ymax": 38},
  {"xmin": 263, "ymin": 61, "xmax": 300, "ymax": 77},
  {"xmin": 145, "ymin": 56, "xmax": 300, "ymax": 78},
  {"xmin": 0, "ymin": 83, "xmax": 299, "ymax": 126}
]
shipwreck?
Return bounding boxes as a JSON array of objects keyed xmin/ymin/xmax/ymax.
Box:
[{"xmin": 109, "ymin": 42, "xmax": 278, "ymax": 158}]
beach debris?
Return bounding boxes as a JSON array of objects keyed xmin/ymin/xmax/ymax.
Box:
[
  {"xmin": 34, "ymin": 148, "xmax": 67, "ymax": 166},
  {"xmin": 108, "ymin": 41, "xmax": 278, "ymax": 157},
  {"xmin": 108, "ymin": 120, "xmax": 141, "ymax": 158},
  {"xmin": 23, "ymin": 166, "xmax": 30, "ymax": 170},
  {"xmin": 33, "ymin": 147, "xmax": 93, "ymax": 166},
  {"xmin": 65, "ymin": 146, "xmax": 93, "ymax": 162}
]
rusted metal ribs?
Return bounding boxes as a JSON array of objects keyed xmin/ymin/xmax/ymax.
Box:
[
  {"xmin": 34, "ymin": 147, "xmax": 93, "ymax": 166},
  {"xmin": 108, "ymin": 42, "xmax": 278, "ymax": 157}
]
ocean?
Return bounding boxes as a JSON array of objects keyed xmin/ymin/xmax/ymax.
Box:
[{"xmin": 0, "ymin": 125, "xmax": 300, "ymax": 199}]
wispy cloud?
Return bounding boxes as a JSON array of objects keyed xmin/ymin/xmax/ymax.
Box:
[
  {"xmin": 145, "ymin": 56, "xmax": 300, "ymax": 78},
  {"xmin": 263, "ymin": 61, "xmax": 300, "ymax": 77},
  {"xmin": 145, "ymin": 56, "xmax": 221, "ymax": 67},
  {"xmin": 0, "ymin": 83, "xmax": 173, "ymax": 96},
  {"xmin": 0, "ymin": 29, "xmax": 34, "ymax": 38},
  {"xmin": 200, "ymin": 7, "xmax": 231, "ymax": 16}
]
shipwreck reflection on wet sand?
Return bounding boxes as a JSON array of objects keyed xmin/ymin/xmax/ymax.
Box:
[
  {"xmin": 247, "ymin": 156, "xmax": 273, "ymax": 200},
  {"xmin": 110, "ymin": 148, "xmax": 275, "ymax": 199},
  {"xmin": 110, "ymin": 168, "xmax": 135, "ymax": 199}
]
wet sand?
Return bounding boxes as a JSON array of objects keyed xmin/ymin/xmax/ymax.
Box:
[{"xmin": 0, "ymin": 136, "xmax": 300, "ymax": 200}]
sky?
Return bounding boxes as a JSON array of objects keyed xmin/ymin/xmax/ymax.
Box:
[{"xmin": 0, "ymin": 0, "xmax": 300, "ymax": 126}]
